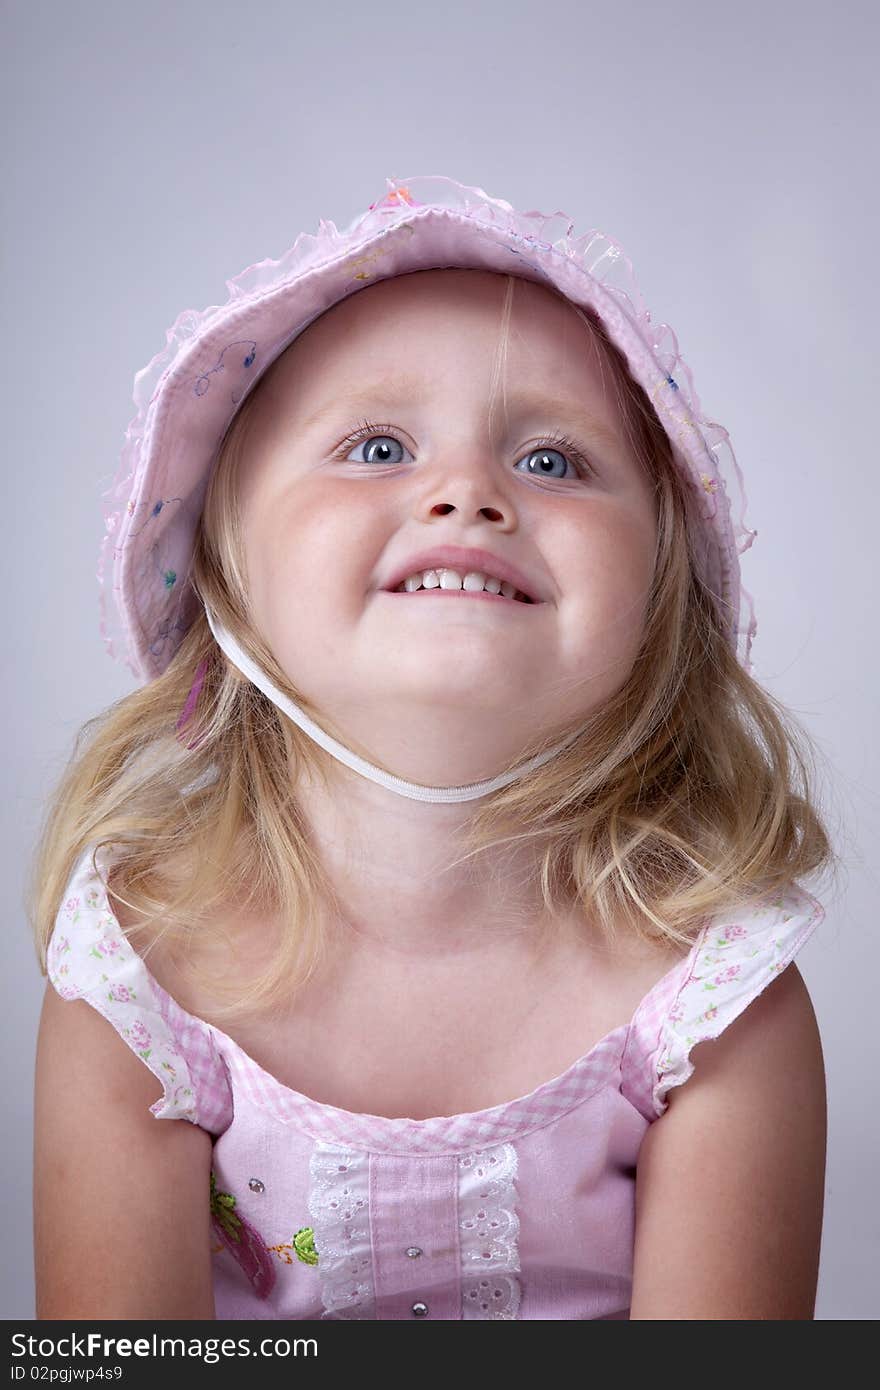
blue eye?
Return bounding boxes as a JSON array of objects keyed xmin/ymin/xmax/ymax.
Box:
[
  {"xmin": 334, "ymin": 419, "xmax": 592, "ymax": 479},
  {"xmin": 345, "ymin": 432, "xmax": 407, "ymax": 466},
  {"xmin": 516, "ymin": 446, "xmax": 574, "ymax": 480}
]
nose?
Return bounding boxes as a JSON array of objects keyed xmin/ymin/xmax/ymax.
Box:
[
  {"xmin": 430, "ymin": 498, "xmax": 504, "ymax": 522},
  {"xmin": 419, "ymin": 451, "xmax": 515, "ymax": 528}
]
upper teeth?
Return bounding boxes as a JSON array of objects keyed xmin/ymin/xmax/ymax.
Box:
[{"xmin": 396, "ymin": 569, "xmax": 528, "ymax": 601}]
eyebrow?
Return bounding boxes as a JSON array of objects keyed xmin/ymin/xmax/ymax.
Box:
[{"xmin": 300, "ymin": 381, "xmax": 623, "ymax": 453}]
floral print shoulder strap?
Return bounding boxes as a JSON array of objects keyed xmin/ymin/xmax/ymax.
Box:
[{"xmin": 46, "ymin": 843, "xmax": 233, "ymax": 1132}]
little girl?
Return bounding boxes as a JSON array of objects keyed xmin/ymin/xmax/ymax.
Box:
[{"xmin": 30, "ymin": 175, "xmax": 835, "ymax": 1321}]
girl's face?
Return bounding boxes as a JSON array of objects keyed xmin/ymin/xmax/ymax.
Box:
[{"xmin": 236, "ymin": 268, "xmax": 659, "ymax": 782}]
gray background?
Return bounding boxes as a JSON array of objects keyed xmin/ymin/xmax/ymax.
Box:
[{"xmin": 4, "ymin": 0, "xmax": 877, "ymax": 1321}]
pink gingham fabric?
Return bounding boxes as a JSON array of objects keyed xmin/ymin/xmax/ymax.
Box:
[{"xmin": 47, "ymin": 844, "xmax": 824, "ymax": 1320}]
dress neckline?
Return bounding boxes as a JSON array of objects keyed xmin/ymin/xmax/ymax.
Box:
[
  {"xmin": 88, "ymin": 842, "xmax": 703, "ymax": 1152},
  {"xmin": 153, "ymin": 933, "xmax": 701, "ymax": 1150}
]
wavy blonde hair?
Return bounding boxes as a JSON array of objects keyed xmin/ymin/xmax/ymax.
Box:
[{"xmin": 26, "ymin": 272, "xmax": 841, "ymax": 1024}]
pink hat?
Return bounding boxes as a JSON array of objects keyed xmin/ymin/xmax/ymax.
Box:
[{"xmin": 99, "ymin": 174, "xmax": 757, "ymax": 684}]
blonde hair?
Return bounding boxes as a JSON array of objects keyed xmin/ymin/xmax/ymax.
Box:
[{"xmin": 26, "ymin": 272, "xmax": 841, "ymax": 1024}]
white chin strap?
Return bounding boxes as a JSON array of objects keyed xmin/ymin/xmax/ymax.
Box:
[{"xmin": 204, "ymin": 607, "xmax": 580, "ymax": 804}]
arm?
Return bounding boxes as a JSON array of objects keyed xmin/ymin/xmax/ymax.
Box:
[
  {"xmin": 629, "ymin": 962, "xmax": 826, "ymax": 1319},
  {"xmin": 34, "ymin": 982, "xmax": 217, "ymax": 1320}
]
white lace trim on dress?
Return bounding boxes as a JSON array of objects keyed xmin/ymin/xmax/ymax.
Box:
[
  {"xmin": 459, "ymin": 1143, "xmax": 522, "ymax": 1319},
  {"xmin": 307, "ymin": 1139, "xmax": 522, "ymax": 1319}
]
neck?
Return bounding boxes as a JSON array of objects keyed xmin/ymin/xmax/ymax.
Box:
[{"xmin": 204, "ymin": 607, "xmax": 583, "ymax": 803}]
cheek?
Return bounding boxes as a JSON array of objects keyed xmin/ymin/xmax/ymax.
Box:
[
  {"xmin": 242, "ymin": 481, "xmax": 386, "ymax": 634},
  {"xmin": 557, "ymin": 505, "xmax": 657, "ymax": 648}
]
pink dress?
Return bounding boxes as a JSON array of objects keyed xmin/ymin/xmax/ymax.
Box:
[{"xmin": 46, "ymin": 844, "xmax": 825, "ymax": 1320}]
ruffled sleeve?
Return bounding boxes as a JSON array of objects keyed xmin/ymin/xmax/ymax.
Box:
[
  {"xmin": 46, "ymin": 843, "xmax": 233, "ymax": 1134},
  {"xmin": 621, "ymin": 882, "xmax": 826, "ymax": 1121}
]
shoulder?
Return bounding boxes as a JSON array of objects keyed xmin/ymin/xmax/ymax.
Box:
[
  {"xmin": 105, "ymin": 843, "xmax": 274, "ymax": 1018},
  {"xmin": 47, "ymin": 843, "xmax": 234, "ymax": 1134},
  {"xmin": 630, "ymin": 962, "xmax": 826, "ymax": 1318}
]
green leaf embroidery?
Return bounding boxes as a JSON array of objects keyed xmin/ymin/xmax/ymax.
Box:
[
  {"xmin": 293, "ymin": 1227, "xmax": 319, "ymax": 1266},
  {"xmin": 210, "ymin": 1171, "xmax": 243, "ymax": 1244}
]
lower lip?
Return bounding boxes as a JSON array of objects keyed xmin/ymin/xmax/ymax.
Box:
[{"xmin": 381, "ymin": 589, "xmax": 539, "ymax": 607}]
